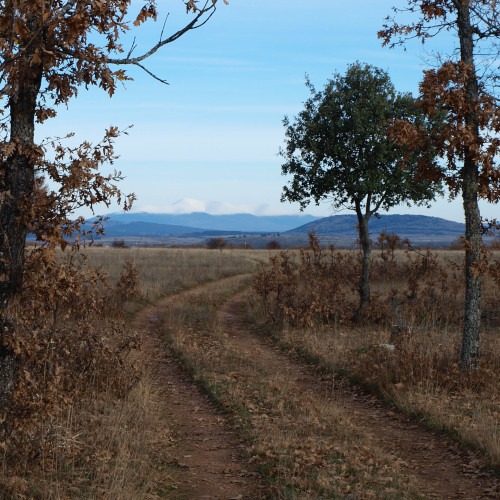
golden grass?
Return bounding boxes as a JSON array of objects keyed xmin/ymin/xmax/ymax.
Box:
[
  {"xmin": 0, "ymin": 369, "xmax": 172, "ymax": 499},
  {"xmin": 253, "ymin": 320, "xmax": 500, "ymax": 465},
  {"xmin": 159, "ymin": 277, "xmax": 420, "ymax": 498},
  {"xmin": 83, "ymin": 247, "xmax": 266, "ymax": 299},
  {"xmin": 10, "ymin": 245, "xmax": 496, "ymax": 498},
  {"xmin": 1, "ymin": 247, "xmax": 264, "ymax": 499},
  {"xmin": 250, "ymin": 246, "xmax": 500, "ymax": 469}
]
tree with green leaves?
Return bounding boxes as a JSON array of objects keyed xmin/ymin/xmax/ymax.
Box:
[
  {"xmin": 280, "ymin": 62, "xmax": 441, "ymax": 316},
  {"xmin": 380, "ymin": 0, "xmax": 500, "ymax": 371}
]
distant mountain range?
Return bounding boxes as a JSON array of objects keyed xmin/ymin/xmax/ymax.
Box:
[
  {"xmin": 97, "ymin": 212, "xmax": 320, "ymax": 233},
  {"xmin": 80, "ymin": 212, "xmax": 473, "ymax": 247}
]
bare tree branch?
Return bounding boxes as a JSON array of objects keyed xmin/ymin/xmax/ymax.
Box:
[
  {"xmin": 107, "ymin": 3, "xmax": 216, "ymax": 66},
  {"xmin": 160, "ymin": 13, "xmax": 170, "ymax": 42},
  {"xmin": 130, "ymin": 61, "xmax": 170, "ymax": 85}
]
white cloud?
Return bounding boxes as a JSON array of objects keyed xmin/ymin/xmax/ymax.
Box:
[{"xmin": 135, "ymin": 198, "xmax": 303, "ymax": 216}]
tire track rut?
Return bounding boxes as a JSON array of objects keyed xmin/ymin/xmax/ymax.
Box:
[
  {"xmin": 130, "ymin": 276, "xmax": 499, "ymax": 499},
  {"xmin": 219, "ymin": 292, "xmax": 500, "ymax": 499},
  {"xmin": 129, "ymin": 275, "xmax": 264, "ymax": 500}
]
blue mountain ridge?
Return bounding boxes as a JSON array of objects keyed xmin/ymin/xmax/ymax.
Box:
[
  {"xmin": 80, "ymin": 213, "xmax": 474, "ymax": 246},
  {"xmin": 96, "ymin": 212, "xmax": 320, "ymax": 233},
  {"xmin": 285, "ymin": 214, "xmax": 465, "ymax": 238}
]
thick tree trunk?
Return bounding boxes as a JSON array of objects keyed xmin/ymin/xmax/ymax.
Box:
[
  {"xmin": 0, "ymin": 57, "xmax": 42, "ymax": 426},
  {"xmin": 354, "ymin": 201, "xmax": 372, "ymax": 317},
  {"xmin": 456, "ymin": 2, "xmax": 482, "ymax": 371}
]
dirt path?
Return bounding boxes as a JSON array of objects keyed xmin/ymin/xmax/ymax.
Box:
[
  {"xmin": 130, "ymin": 277, "xmax": 499, "ymax": 499},
  {"xmin": 219, "ymin": 293, "xmax": 500, "ymax": 499},
  {"xmin": 129, "ymin": 276, "xmax": 265, "ymax": 500}
]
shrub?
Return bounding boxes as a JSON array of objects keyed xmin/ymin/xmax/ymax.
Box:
[
  {"xmin": 253, "ymin": 232, "xmax": 485, "ymax": 331},
  {"xmin": 266, "ymin": 240, "xmax": 282, "ymax": 250},
  {"xmin": 116, "ymin": 260, "xmax": 142, "ymax": 301},
  {"xmin": 206, "ymin": 237, "xmax": 226, "ymax": 249},
  {"xmin": 376, "ymin": 230, "xmax": 402, "ymax": 261},
  {"xmin": 112, "ymin": 239, "xmax": 128, "ymax": 248},
  {"xmin": 253, "ymin": 232, "xmax": 357, "ymax": 326},
  {"xmin": 3, "ymin": 249, "xmax": 139, "ymax": 451}
]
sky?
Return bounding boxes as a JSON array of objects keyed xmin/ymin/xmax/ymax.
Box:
[{"xmin": 37, "ymin": 0, "xmax": 499, "ymax": 223}]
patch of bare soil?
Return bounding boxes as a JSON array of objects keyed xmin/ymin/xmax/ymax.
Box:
[
  {"xmin": 220, "ymin": 294, "xmax": 500, "ymax": 499},
  {"xmin": 129, "ymin": 279, "xmax": 265, "ymax": 500}
]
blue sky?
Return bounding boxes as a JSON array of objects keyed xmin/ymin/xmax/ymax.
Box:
[{"xmin": 38, "ymin": 0, "xmax": 499, "ymax": 223}]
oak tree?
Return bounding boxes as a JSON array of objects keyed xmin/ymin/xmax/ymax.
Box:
[
  {"xmin": 280, "ymin": 63, "xmax": 441, "ymax": 316},
  {"xmin": 0, "ymin": 0, "xmax": 223, "ymax": 418},
  {"xmin": 380, "ymin": 0, "xmax": 500, "ymax": 370}
]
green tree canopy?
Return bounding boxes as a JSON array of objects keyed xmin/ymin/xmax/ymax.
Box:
[
  {"xmin": 281, "ymin": 62, "xmax": 440, "ymax": 215},
  {"xmin": 280, "ymin": 62, "xmax": 442, "ymax": 313}
]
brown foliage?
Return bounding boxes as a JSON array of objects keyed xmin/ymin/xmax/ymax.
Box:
[
  {"xmin": 116, "ymin": 259, "xmax": 142, "ymax": 301},
  {"xmin": 390, "ymin": 60, "xmax": 500, "ymax": 198},
  {"xmin": 0, "ymin": 251, "xmax": 140, "ymax": 460},
  {"xmin": 375, "ymin": 230, "xmax": 402, "ymax": 262},
  {"xmin": 266, "ymin": 240, "xmax": 282, "ymax": 250},
  {"xmin": 378, "ymin": 0, "xmax": 500, "ymax": 370},
  {"xmin": 207, "ymin": 237, "xmax": 226, "ymax": 249},
  {"xmin": 254, "ymin": 233, "xmax": 500, "ymax": 332},
  {"xmin": 253, "ymin": 233, "xmax": 358, "ymax": 326}
]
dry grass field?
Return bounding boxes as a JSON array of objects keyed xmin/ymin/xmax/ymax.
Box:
[
  {"xmin": 1, "ymin": 244, "xmax": 499, "ymax": 498},
  {"xmin": 250, "ymin": 243, "xmax": 500, "ymax": 470},
  {"xmin": 82, "ymin": 246, "xmax": 267, "ymax": 299},
  {"xmin": 0, "ymin": 247, "xmax": 263, "ymax": 499}
]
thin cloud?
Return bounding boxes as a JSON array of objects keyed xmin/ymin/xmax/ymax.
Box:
[{"xmin": 135, "ymin": 198, "xmax": 305, "ymax": 216}]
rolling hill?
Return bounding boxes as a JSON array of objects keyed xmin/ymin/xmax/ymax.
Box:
[
  {"xmin": 76, "ymin": 212, "xmax": 475, "ymax": 247},
  {"xmin": 285, "ymin": 214, "xmax": 466, "ymax": 245}
]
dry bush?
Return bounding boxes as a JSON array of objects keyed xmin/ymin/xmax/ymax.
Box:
[
  {"xmin": 251, "ymin": 236, "xmax": 500, "ymax": 466},
  {"xmin": 265, "ymin": 240, "xmax": 281, "ymax": 250},
  {"xmin": 395, "ymin": 247, "xmax": 464, "ymax": 329},
  {"xmin": 254, "ymin": 232, "xmax": 495, "ymax": 332},
  {"xmin": 206, "ymin": 236, "xmax": 226, "ymax": 249},
  {"xmin": 253, "ymin": 232, "xmax": 358, "ymax": 326},
  {"xmin": 116, "ymin": 259, "xmax": 142, "ymax": 301},
  {"xmin": 376, "ymin": 230, "xmax": 402, "ymax": 262},
  {"xmin": 0, "ymin": 249, "xmax": 144, "ymax": 496}
]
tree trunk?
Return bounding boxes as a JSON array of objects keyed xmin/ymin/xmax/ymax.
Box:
[
  {"xmin": 354, "ymin": 200, "xmax": 372, "ymax": 317},
  {"xmin": 456, "ymin": 2, "xmax": 482, "ymax": 371},
  {"xmin": 0, "ymin": 54, "xmax": 42, "ymax": 426}
]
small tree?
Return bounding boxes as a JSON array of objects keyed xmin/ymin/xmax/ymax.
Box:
[
  {"xmin": 380, "ymin": 0, "xmax": 500, "ymax": 370},
  {"xmin": 206, "ymin": 237, "xmax": 226, "ymax": 249},
  {"xmin": 280, "ymin": 62, "xmax": 441, "ymax": 316},
  {"xmin": 376, "ymin": 230, "xmax": 402, "ymax": 262},
  {"xmin": 112, "ymin": 239, "xmax": 128, "ymax": 249},
  {"xmin": 266, "ymin": 240, "xmax": 282, "ymax": 250}
]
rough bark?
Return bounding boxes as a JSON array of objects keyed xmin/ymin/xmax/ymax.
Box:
[
  {"xmin": 0, "ymin": 41, "xmax": 42, "ymax": 426},
  {"xmin": 456, "ymin": 1, "xmax": 482, "ymax": 371},
  {"xmin": 354, "ymin": 200, "xmax": 372, "ymax": 318}
]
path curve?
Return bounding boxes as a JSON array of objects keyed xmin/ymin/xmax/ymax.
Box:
[
  {"xmin": 129, "ymin": 276, "xmax": 265, "ymax": 500},
  {"xmin": 219, "ymin": 292, "xmax": 500, "ymax": 499}
]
